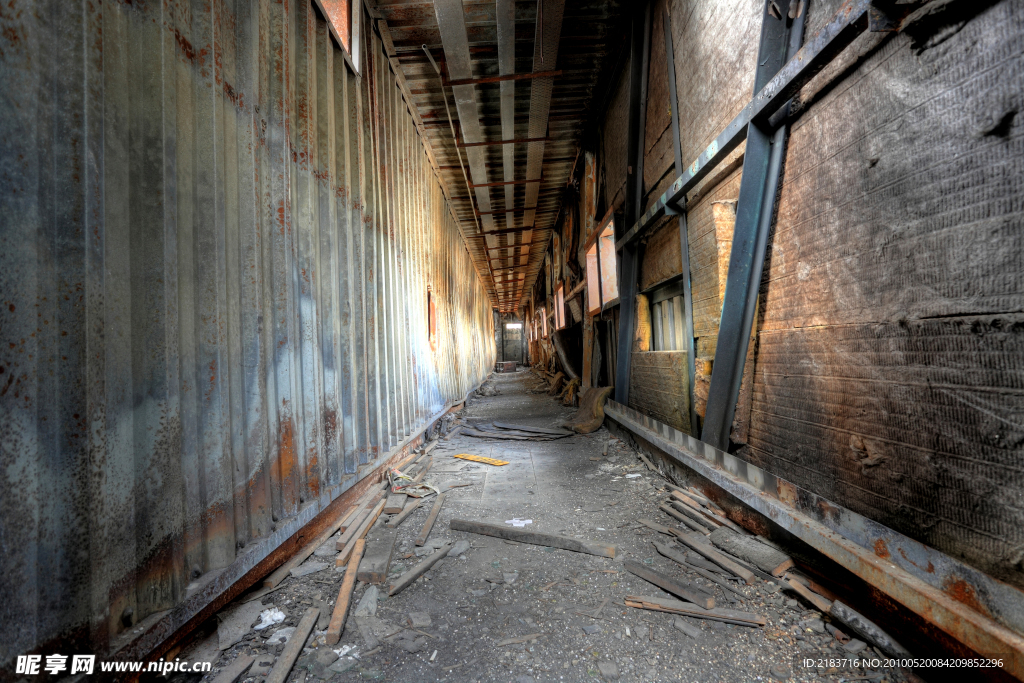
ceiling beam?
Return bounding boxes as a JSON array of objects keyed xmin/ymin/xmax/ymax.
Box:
[
  {"xmin": 474, "ymin": 207, "xmax": 560, "ymax": 216},
  {"xmin": 469, "ymin": 178, "xmax": 543, "ymax": 188},
  {"xmin": 465, "ymin": 226, "xmax": 554, "ymax": 237},
  {"xmin": 486, "ymin": 242, "xmax": 535, "ymax": 251},
  {"xmin": 457, "ymin": 136, "xmax": 551, "ymax": 148},
  {"xmin": 446, "ymin": 69, "xmax": 563, "ymax": 86}
]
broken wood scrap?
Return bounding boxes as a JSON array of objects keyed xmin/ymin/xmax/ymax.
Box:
[
  {"xmin": 707, "ymin": 546, "xmax": 779, "ymax": 584},
  {"xmin": 383, "ymin": 492, "xmax": 408, "ymax": 515},
  {"xmin": 415, "ymin": 492, "xmax": 447, "ymax": 546},
  {"xmin": 334, "ymin": 492, "xmax": 387, "ymax": 551},
  {"xmin": 639, "ymin": 518, "xmax": 677, "ymax": 537},
  {"xmin": 675, "ymin": 533, "xmax": 755, "ymax": 584},
  {"xmin": 423, "ymin": 439, "xmax": 439, "ymax": 455},
  {"xmin": 325, "ymin": 538, "xmax": 364, "ymax": 645},
  {"xmin": 357, "ymin": 525, "xmax": 399, "ymax": 585},
  {"xmin": 685, "ymin": 551, "xmax": 729, "ymax": 575},
  {"xmin": 441, "ymin": 481, "xmax": 475, "ymax": 492},
  {"xmin": 670, "ymin": 490, "xmax": 723, "ymax": 524},
  {"xmin": 495, "ymin": 633, "xmax": 545, "ymax": 646},
  {"xmin": 624, "ymin": 560, "xmax": 714, "ymax": 609},
  {"xmin": 709, "ymin": 527, "xmax": 794, "ymax": 577},
  {"xmin": 337, "ymin": 504, "xmax": 364, "ymax": 534},
  {"xmin": 386, "ymin": 499, "xmax": 423, "ymax": 528},
  {"xmin": 449, "ymin": 519, "xmax": 617, "ymax": 558},
  {"xmin": 652, "ymin": 541, "xmax": 746, "ymax": 600},
  {"xmin": 670, "ymin": 489, "xmax": 741, "ymax": 531},
  {"xmin": 574, "ymin": 610, "xmax": 612, "ymax": 622},
  {"xmin": 444, "ymin": 425, "xmax": 462, "ymax": 440},
  {"xmin": 787, "ymin": 569, "xmax": 840, "ymax": 603},
  {"xmin": 638, "ymin": 453, "xmax": 656, "ymax": 471},
  {"xmin": 266, "ymin": 607, "xmax": 319, "ymax": 683},
  {"xmin": 625, "ymin": 595, "xmax": 765, "ymax": 627},
  {"xmin": 336, "ymin": 499, "xmax": 386, "ymax": 565},
  {"xmin": 389, "ymin": 543, "xmax": 452, "ymax": 596},
  {"xmin": 659, "ymin": 504, "xmax": 711, "ymax": 535},
  {"xmin": 669, "ymin": 500, "xmax": 719, "ymax": 530},
  {"xmin": 785, "ymin": 576, "xmax": 833, "ymax": 613},
  {"xmin": 492, "ymin": 421, "xmax": 573, "ymax": 436}
]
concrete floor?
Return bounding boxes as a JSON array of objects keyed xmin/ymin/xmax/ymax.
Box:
[{"xmin": 189, "ymin": 370, "xmax": 911, "ymax": 683}]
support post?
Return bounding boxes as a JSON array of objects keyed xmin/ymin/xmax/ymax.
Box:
[
  {"xmin": 662, "ymin": 6, "xmax": 698, "ymax": 436},
  {"xmin": 701, "ymin": 0, "xmax": 806, "ymax": 449},
  {"xmin": 614, "ymin": 0, "xmax": 652, "ymax": 405}
]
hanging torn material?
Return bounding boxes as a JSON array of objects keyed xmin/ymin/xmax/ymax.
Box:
[{"xmin": 388, "ymin": 467, "xmax": 440, "ymax": 499}]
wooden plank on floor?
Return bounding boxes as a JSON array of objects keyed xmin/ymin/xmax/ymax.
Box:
[
  {"xmin": 624, "ymin": 560, "xmax": 715, "ymax": 609},
  {"xmin": 335, "ymin": 494, "xmax": 386, "ymax": 551},
  {"xmin": 325, "ymin": 538, "xmax": 365, "ymax": 645},
  {"xmin": 336, "ymin": 499, "xmax": 386, "ymax": 566},
  {"xmin": 450, "ymin": 519, "xmax": 617, "ymax": 558},
  {"xmin": 415, "ymin": 493, "xmax": 446, "ymax": 546},
  {"xmin": 675, "ymin": 532, "xmax": 756, "ymax": 584},
  {"xmin": 625, "ymin": 594, "xmax": 765, "ymax": 626},
  {"xmin": 383, "ymin": 492, "xmax": 407, "ymax": 515},
  {"xmin": 389, "ymin": 543, "xmax": 452, "ymax": 596},
  {"xmin": 357, "ymin": 524, "xmax": 399, "ymax": 585},
  {"xmin": 265, "ymin": 607, "xmax": 319, "ymax": 683}
]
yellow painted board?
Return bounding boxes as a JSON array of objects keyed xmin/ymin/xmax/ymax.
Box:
[{"xmin": 453, "ymin": 453, "xmax": 509, "ymax": 466}]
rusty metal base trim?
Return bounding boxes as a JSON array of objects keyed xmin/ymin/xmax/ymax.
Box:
[
  {"xmin": 110, "ymin": 393, "xmax": 474, "ymax": 666},
  {"xmin": 604, "ymin": 401, "xmax": 1024, "ymax": 678}
]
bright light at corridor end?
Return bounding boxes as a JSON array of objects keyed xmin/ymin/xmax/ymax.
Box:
[{"xmin": 505, "ymin": 323, "xmax": 523, "ymax": 329}]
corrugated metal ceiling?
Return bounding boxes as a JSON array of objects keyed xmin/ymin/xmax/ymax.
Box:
[{"xmin": 372, "ymin": 0, "xmax": 629, "ymax": 312}]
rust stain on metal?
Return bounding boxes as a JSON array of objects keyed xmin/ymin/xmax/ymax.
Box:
[
  {"xmin": 943, "ymin": 577, "xmax": 991, "ymax": 617},
  {"xmin": 873, "ymin": 538, "xmax": 891, "ymax": 559}
]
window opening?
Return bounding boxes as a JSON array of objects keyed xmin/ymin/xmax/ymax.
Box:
[
  {"xmin": 598, "ymin": 216, "xmax": 618, "ymax": 306},
  {"xmin": 554, "ymin": 283, "xmax": 566, "ymax": 330}
]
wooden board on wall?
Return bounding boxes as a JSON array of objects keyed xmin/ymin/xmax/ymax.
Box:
[{"xmin": 628, "ymin": 351, "xmax": 691, "ymax": 433}]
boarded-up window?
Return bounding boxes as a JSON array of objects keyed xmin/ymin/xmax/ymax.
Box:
[
  {"xmin": 586, "ymin": 243, "xmax": 601, "ymax": 315},
  {"xmin": 555, "ymin": 283, "xmax": 566, "ymax": 329},
  {"xmin": 598, "ymin": 218, "xmax": 618, "ymax": 305}
]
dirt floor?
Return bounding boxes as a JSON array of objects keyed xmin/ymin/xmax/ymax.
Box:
[{"xmin": 180, "ymin": 370, "xmax": 911, "ymax": 683}]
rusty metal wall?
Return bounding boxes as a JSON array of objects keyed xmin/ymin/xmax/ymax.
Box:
[{"xmin": 0, "ymin": 0, "xmax": 495, "ymax": 665}]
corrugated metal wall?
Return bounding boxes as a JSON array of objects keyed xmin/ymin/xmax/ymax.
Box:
[{"xmin": 0, "ymin": 0, "xmax": 494, "ymax": 663}]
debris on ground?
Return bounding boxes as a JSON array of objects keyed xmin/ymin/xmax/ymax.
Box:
[{"xmin": 183, "ymin": 371, "xmax": 915, "ymax": 683}]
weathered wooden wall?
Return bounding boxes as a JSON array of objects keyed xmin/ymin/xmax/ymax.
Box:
[
  {"xmin": 616, "ymin": 0, "xmax": 1024, "ymax": 591},
  {"xmin": 745, "ymin": 0, "xmax": 1024, "ymax": 586}
]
